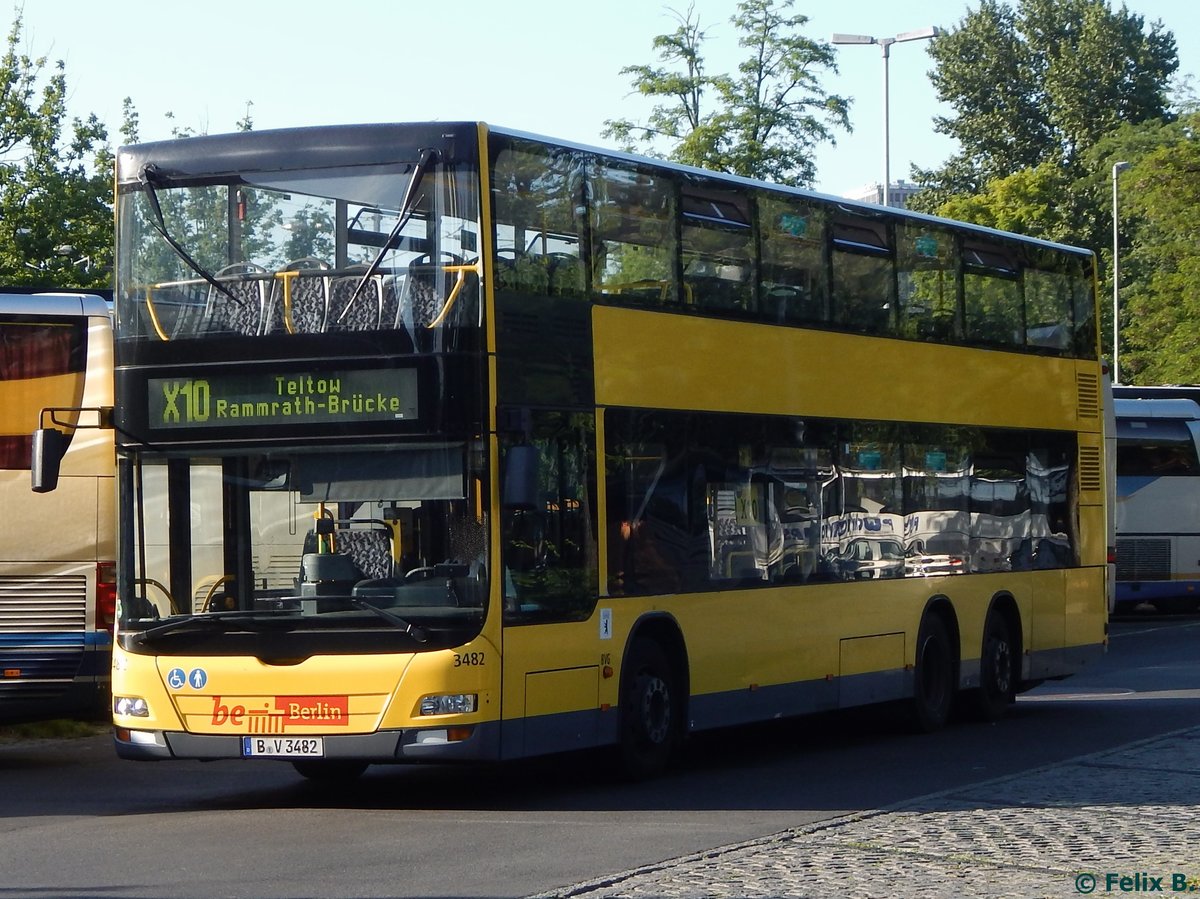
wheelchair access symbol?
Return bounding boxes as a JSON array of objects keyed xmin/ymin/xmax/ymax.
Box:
[{"xmin": 166, "ymin": 667, "xmax": 208, "ymax": 690}]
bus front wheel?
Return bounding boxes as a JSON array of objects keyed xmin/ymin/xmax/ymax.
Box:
[
  {"xmin": 910, "ymin": 614, "xmax": 955, "ymax": 733},
  {"xmin": 618, "ymin": 639, "xmax": 678, "ymax": 780}
]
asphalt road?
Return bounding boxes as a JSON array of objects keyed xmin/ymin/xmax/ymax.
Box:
[{"xmin": 2, "ymin": 613, "xmax": 1197, "ymax": 899}]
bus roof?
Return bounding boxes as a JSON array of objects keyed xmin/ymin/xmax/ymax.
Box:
[
  {"xmin": 488, "ymin": 123, "xmax": 1095, "ymax": 260},
  {"xmin": 1114, "ymin": 397, "xmax": 1200, "ymax": 420},
  {"xmin": 0, "ymin": 292, "xmax": 110, "ymax": 316},
  {"xmin": 1113, "ymin": 385, "xmax": 1200, "ymax": 402},
  {"xmin": 117, "ymin": 121, "xmax": 1094, "ymax": 262}
]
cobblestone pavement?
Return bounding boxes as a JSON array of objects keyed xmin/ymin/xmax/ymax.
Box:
[{"xmin": 529, "ymin": 727, "xmax": 1200, "ymax": 899}]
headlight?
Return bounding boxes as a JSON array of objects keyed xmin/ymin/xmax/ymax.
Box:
[
  {"xmin": 419, "ymin": 693, "xmax": 477, "ymax": 715},
  {"xmin": 113, "ymin": 696, "xmax": 150, "ymax": 717}
]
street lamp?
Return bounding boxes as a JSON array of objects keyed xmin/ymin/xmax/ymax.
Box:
[
  {"xmin": 832, "ymin": 27, "xmax": 941, "ymax": 207},
  {"xmin": 1112, "ymin": 161, "xmax": 1131, "ymax": 385}
]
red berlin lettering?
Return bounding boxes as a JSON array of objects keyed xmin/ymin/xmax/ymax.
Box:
[{"xmin": 275, "ymin": 695, "xmax": 350, "ymax": 726}]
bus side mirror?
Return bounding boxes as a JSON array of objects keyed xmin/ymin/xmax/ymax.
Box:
[
  {"xmin": 31, "ymin": 427, "xmax": 69, "ymax": 494},
  {"xmin": 502, "ymin": 445, "xmax": 539, "ymax": 510}
]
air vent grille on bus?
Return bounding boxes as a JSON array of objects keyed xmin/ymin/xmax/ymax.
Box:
[
  {"xmin": 0, "ymin": 575, "xmax": 87, "ymax": 632},
  {"xmin": 1077, "ymin": 372, "xmax": 1100, "ymax": 420},
  {"xmin": 1116, "ymin": 538, "xmax": 1171, "ymax": 581},
  {"xmin": 1078, "ymin": 445, "xmax": 1103, "ymax": 493},
  {"xmin": 0, "ymin": 575, "xmax": 87, "ymax": 687}
]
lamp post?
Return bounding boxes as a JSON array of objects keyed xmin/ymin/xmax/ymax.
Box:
[
  {"xmin": 832, "ymin": 27, "xmax": 941, "ymax": 207},
  {"xmin": 1112, "ymin": 161, "xmax": 1130, "ymax": 385}
]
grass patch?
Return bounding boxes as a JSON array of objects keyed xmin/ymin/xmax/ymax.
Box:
[{"xmin": 0, "ymin": 718, "xmax": 109, "ymax": 743}]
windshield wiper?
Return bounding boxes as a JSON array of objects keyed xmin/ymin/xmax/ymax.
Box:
[
  {"xmin": 339, "ymin": 147, "xmax": 439, "ymax": 320},
  {"xmin": 132, "ymin": 609, "xmax": 297, "ymax": 645},
  {"xmin": 348, "ymin": 598, "xmax": 428, "ymax": 643},
  {"xmin": 138, "ymin": 164, "xmax": 243, "ymax": 307}
]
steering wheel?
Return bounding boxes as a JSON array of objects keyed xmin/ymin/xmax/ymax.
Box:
[{"xmin": 404, "ymin": 566, "xmax": 436, "ymax": 582}]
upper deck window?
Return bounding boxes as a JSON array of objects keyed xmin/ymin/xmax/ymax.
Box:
[
  {"xmin": 963, "ymin": 239, "xmax": 1023, "ymax": 349},
  {"xmin": 831, "ymin": 210, "xmax": 895, "ymax": 336},
  {"xmin": 117, "ymin": 152, "xmax": 481, "ymax": 352},
  {"xmin": 484, "ymin": 131, "xmax": 1097, "ymax": 362},
  {"xmin": 897, "ymin": 223, "xmax": 958, "ymax": 342},
  {"xmin": 492, "ymin": 141, "xmax": 588, "ymax": 298},
  {"xmin": 590, "ymin": 162, "xmax": 676, "ymax": 305},
  {"xmin": 680, "ymin": 179, "xmax": 752, "ymax": 315}
]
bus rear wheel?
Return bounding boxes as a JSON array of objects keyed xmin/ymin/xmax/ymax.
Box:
[
  {"xmin": 972, "ymin": 610, "xmax": 1016, "ymax": 721},
  {"xmin": 618, "ymin": 639, "xmax": 678, "ymax": 780},
  {"xmin": 910, "ymin": 614, "xmax": 955, "ymax": 733}
]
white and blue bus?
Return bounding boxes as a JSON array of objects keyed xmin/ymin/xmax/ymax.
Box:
[
  {"xmin": 0, "ymin": 292, "xmax": 115, "ymax": 722},
  {"xmin": 1113, "ymin": 386, "xmax": 1200, "ymax": 613}
]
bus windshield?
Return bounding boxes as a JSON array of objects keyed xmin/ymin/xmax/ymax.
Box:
[
  {"xmin": 116, "ymin": 140, "xmax": 481, "ymax": 346},
  {"xmin": 113, "ymin": 126, "xmax": 488, "ymax": 653},
  {"xmin": 124, "ymin": 444, "xmax": 489, "ymax": 652}
]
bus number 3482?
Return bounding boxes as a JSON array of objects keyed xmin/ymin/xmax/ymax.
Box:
[{"xmin": 453, "ymin": 652, "xmax": 485, "ymax": 667}]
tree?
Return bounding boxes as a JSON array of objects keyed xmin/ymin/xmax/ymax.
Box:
[
  {"xmin": 1111, "ymin": 116, "xmax": 1200, "ymax": 383},
  {"xmin": 0, "ymin": 11, "xmax": 113, "ymax": 289},
  {"xmin": 911, "ymin": 0, "xmax": 1177, "ymax": 212},
  {"xmin": 935, "ymin": 164, "xmax": 1088, "ymax": 247},
  {"xmin": 604, "ymin": 0, "xmax": 849, "ymax": 186}
]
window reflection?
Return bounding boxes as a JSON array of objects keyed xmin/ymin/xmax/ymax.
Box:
[
  {"xmin": 499, "ymin": 412, "xmax": 599, "ymax": 623},
  {"xmin": 487, "ymin": 132, "xmax": 1097, "ymax": 360},
  {"xmin": 604, "ymin": 409, "xmax": 1080, "ymax": 595}
]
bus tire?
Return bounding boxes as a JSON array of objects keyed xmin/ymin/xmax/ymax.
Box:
[
  {"xmin": 972, "ymin": 609, "xmax": 1016, "ymax": 721},
  {"xmin": 291, "ymin": 760, "xmax": 369, "ymax": 781},
  {"xmin": 618, "ymin": 639, "xmax": 678, "ymax": 780},
  {"xmin": 910, "ymin": 613, "xmax": 954, "ymax": 733}
]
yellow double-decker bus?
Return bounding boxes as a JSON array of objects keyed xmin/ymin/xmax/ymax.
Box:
[{"xmin": 85, "ymin": 123, "xmax": 1105, "ymax": 778}]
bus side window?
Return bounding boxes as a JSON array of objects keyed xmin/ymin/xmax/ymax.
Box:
[
  {"xmin": 832, "ymin": 217, "xmax": 896, "ymax": 336},
  {"xmin": 757, "ymin": 195, "xmax": 828, "ymax": 325}
]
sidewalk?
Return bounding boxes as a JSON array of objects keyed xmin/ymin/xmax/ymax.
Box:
[{"xmin": 530, "ymin": 726, "xmax": 1200, "ymax": 898}]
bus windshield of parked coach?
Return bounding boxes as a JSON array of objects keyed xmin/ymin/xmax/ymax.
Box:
[{"xmin": 116, "ymin": 159, "xmax": 481, "ymax": 345}]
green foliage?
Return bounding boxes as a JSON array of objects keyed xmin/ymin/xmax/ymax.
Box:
[
  {"xmin": 913, "ymin": 0, "xmax": 1177, "ymax": 209},
  {"xmin": 1115, "ymin": 123, "xmax": 1200, "ymax": 383},
  {"xmin": 283, "ymin": 204, "xmax": 336, "ymax": 263},
  {"xmin": 935, "ymin": 164, "xmax": 1087, "ymax": 247},
  {"xmin": 905, "ymin": 1, "xmax": 1183, "ymax": 376},
  {"xmin": 0, "ymin": 11, "xmax": 113, "ymax": 289},
  {"xmin": 0, "ymin": 12, "xmax": 261, "ymax": 290},
  {"xmin": 0, "ymin": 718, "xmax": 108, "ymax": 741},
  {"xmin": 604, "ymin": 0, "xmax": 849, "ymax": 186}
]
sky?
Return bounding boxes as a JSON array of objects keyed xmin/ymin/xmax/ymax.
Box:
[{"xmin": 12, "ymin": 0, "xmax": 1200, "ymax": 198}]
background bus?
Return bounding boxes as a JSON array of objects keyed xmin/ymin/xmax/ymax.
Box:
[
  {"xmin": 96, "ymin": 123, "xmax": 1107, "ymax": 779},
  {"xmin": 1112, "ymin": 385, "xmax": 1200, "ymax": 613},
  {"xmin": 1, "ymin": 292, "xmax": 115, "ymax": 722}
]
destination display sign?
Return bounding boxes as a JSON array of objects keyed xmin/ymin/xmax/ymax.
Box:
[{"xmin": 147, "ymin": 368, "xmax": 418, "ymax": 430}]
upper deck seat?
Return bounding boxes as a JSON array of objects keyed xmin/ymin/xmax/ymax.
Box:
[
  {"xmin": 267, "ymin": 257, "xmax": 330, "ymax": 334},
  {"xmin": 328, "ymin": 266, "xmax": 385, "ymax": 331},
  {"xmin": 201, "ymin": 262, "xmax": 270, "ymax": 335}
]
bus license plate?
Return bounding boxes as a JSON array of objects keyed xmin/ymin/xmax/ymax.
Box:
[{"xmin": 242, "ymin": 736, "xmax": 324, "ymax": 758}]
